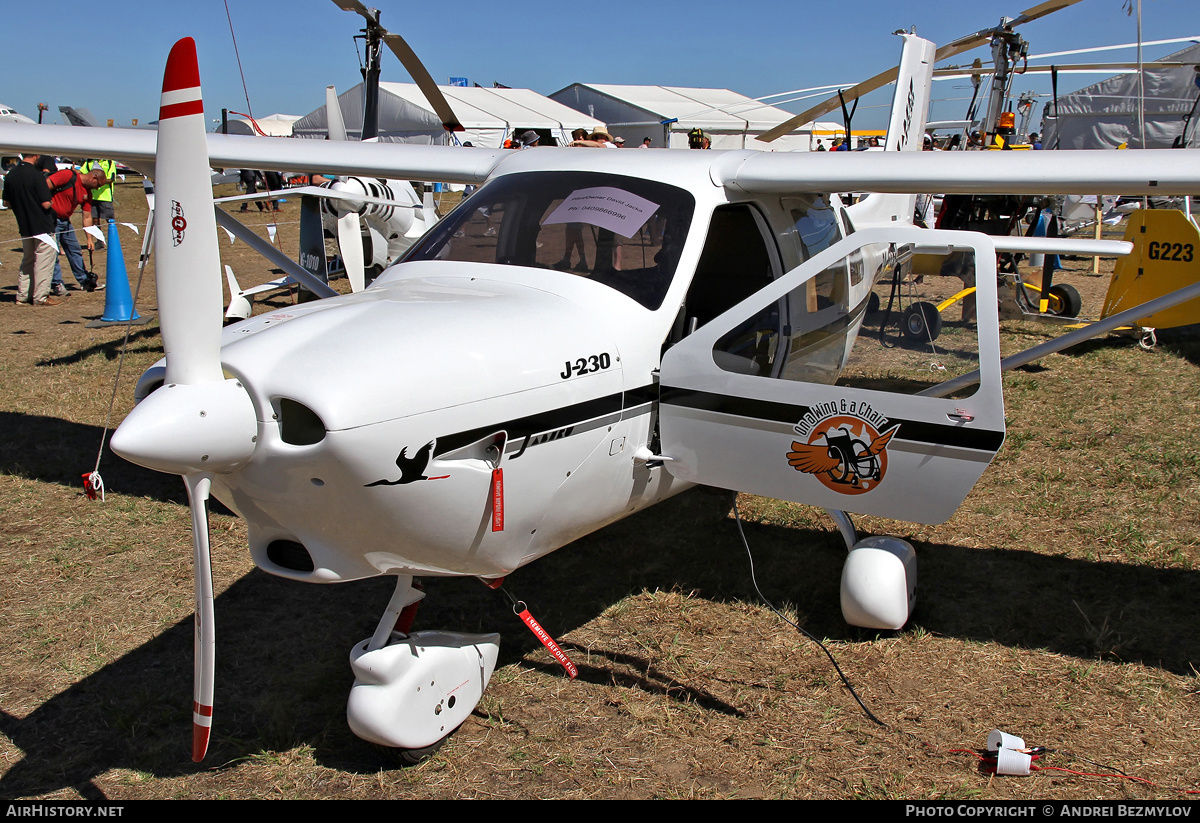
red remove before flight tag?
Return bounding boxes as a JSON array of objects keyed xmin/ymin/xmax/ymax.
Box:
[
  {"xmin": 491, "ymin": 468, "xmax": 504, "ymax": 531},
  {"xmin": 517, "ymin": 608, "xmax": 578, "ymax": 679}
]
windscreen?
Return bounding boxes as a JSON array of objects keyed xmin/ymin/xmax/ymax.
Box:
[{"xmin": 402, "ymin": 171, "xmax": 696, "ymax": 310}]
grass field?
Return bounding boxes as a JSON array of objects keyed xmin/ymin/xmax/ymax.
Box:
[{"xmin": 1, "ymin": 181, "xmax": 1197, "ymax": 799}]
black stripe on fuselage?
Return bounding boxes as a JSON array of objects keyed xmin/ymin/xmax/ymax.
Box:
[
  {"xmin": 432, "ymin": 383, "xmax": 658, "ymax": 460},
  {"xmin": 659, "ymin": 388, "xmax": 1004, "ymax": 452}
]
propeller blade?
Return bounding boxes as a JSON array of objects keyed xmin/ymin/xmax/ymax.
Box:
[
  {"xmin": 154, "ymin": 38, "xmax": 225, "ymax": 386},
  {"xmin": 759, "ymin": 0, "xmax": 1085, "ymax": 142},
  {"xmin": 367, "ymin": 223, "xmax": 388, "ymax": 269},
  {"xmin": 325, "ymin": 85, "xmax": 348, "ymax": 142},
  {"xmin": 185, "ymin": 474, "xmax": 216, "ymax": 762},
  {"xmin": 381, "ymin": 33, "xmax": 464, "ymax": 132},
  {"xmin": 338, "ymin": 212, "xmax": 365, "ymax": 292}
]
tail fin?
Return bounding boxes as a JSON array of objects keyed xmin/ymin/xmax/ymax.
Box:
[
  {"xmin": 884, "ymin": 33, "xmax": 935, "ymax": 152},
  {"xmin": 845, "ymin": 33, "xmax": 936, "ymax": 231}
]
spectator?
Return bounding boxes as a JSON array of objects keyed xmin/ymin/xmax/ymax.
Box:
[
  {"xmin": 639, "ymin": 137, "xmax": 652, "ymax": 148},
  {"xmin": 2, "ymin": 154, "xmax": 61, "ymax": 306},
  {"xmin": 80, "ymin": 158, "xmax": 117, "ymax": 247},
  {"xmin": 238, "ymin": 169, "xmax": 267, "ymax": 212},
  {"xmin": 47, "ymin": 167, "xmax": 105, "ymax": 293},
  {"xmin": 263, "ymin": 170, "xmax": 284, "ymax": 211}
]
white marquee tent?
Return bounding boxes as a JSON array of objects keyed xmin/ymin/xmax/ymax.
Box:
[
  {"xmin": 1040, "ymin": 43, "xmax": 1200, "ymax": 150},
  {"xmin": 227, "ymin": 113, "xmax": 303, "ymax": 137},
  {"xmin": 549, "ymin": 84, "xmax": 841, "ymax": 151},
  {"xmin": 292, "ymin": 83, "xmax": 603, "ymax": 148}
]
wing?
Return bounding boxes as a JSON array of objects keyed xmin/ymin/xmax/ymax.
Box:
[
  {"xmin": 0, "ymin": 123, "xmax": 506, "ymax": 184},
  {"xmin": 865, "ymin": 425, "xmax": 900, "ymax": 457},
  {"xmin": 787, "ymin": 441, "xmax": 841, "ymax": 475},
  {"xmin": 714, "ymin": 149, "xmax": 1200, "ymax": 196},
  {"xmin": 1, "ymin": 123, "xmax": 1195, "ymax": 197}
]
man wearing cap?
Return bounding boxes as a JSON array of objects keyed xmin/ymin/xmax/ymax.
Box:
[
  {"xmin": 517, "ymin": 130, "xmax": 540, "ymax": 148},
  {"xmin": 47, "ymin": 167, "xmax": 105, "ymax": 293},
  {"xmin": 614, "ymin": 136, "xmax": 625, "ymax": 147},
  {"xmin": 2, "ymin": 154, "xmax": 61, "ymax": 306}
]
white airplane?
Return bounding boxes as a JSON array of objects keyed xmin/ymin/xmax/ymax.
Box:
[
  {"xmin": 0, "ymin": 24, "xmax": 1195, "ymax": 766},
  {"xmin": 0, "ymin": 104, "xmax": 36, "ymax": 126}
]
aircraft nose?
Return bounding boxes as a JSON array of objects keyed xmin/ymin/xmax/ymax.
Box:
[{"xmin": 110, "ymin": 378, "xmax": 258, "ymax": 475}]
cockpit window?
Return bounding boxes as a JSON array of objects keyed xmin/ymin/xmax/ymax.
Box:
[{"xmin": 402, "ymin": 171, "xmax": 695, "ymax": 310}]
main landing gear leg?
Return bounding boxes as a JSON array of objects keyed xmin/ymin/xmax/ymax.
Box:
[
  {"xmin": 346, "ymin": 575, "xmax": 500, "ymax": 758},
  {"xmin": 825, "ymin": 508, "xmax": 917, "ymax": 631}
]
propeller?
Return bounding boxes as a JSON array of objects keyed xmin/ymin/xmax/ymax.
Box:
[
  {"xmin": 331, "ymin": 0, "xmax": 463, "ymax": 132},
  {"xmin": 109, "ymin": 38, "xmax": 258, "ymax": 762},
  {"xmin": 758, "ymin": 0, "xmax": 1085, "ymax": 142}
]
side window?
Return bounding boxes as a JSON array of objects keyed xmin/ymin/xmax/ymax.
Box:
[
  {"xmin": 715, "ymin": 241, "xmax": 983, "ymax": 394},
  {"xmin": 687, "ymin": 204, "xmax": 784, "ymax": 376},
  {"xmin": 784, "ymin": 195, "xmax": 840, "ymax": 260}
]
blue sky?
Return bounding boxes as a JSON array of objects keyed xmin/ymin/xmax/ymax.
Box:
[{"xmin": 3, "ymin": 0, "xmax": 1196, "ymax": 131}]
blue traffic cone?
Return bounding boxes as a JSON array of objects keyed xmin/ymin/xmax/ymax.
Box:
[
  {"xmin": 1031, "ymin": 209, "xmax": 1063, "ymax": 271},
  {"xmin": 88, "ymin": 219, "xmax": 152, "ymax": 327}
]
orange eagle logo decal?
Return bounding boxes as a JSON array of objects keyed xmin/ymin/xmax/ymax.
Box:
[{"xmin": 787, "ymin": 413, "xmax": 899, "ymax": 496}]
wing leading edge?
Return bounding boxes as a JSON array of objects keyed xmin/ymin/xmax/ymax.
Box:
[
  {"xmin": 1, "ymin": 122, "xmax": 1195, "ymax": 197},
  {"xmin": 0, "ymin": 124, "xmax": 506, "ymax": 184}
]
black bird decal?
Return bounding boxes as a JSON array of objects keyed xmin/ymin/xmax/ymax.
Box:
[{"xmin": 365, "ymin": 441, "xmax": 443, "ymax": 486}]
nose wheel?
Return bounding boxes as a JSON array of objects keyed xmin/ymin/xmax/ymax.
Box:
[{"xmin": 346, "ymin": 576, "xmax": 500, "ymax": 755}]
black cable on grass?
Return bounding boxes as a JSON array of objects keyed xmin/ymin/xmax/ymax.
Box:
[{"xmin": 733, "ymin": 501, "xmax": 886, "ymax": 728}]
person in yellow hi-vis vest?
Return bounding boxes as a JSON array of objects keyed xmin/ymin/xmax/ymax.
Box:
[{"xmin": 80, "ymin": 158, "xmax": 117, "ymax": 250}]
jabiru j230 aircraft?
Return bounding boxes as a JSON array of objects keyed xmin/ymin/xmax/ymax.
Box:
[{"xmin": 0, "ymin": 30, "xmax": 1195, "ymax": 763}]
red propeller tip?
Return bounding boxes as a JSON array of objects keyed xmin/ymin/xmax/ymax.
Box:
[
  {"xmin": 192, "ymin": 724, "xmax": 211, "ymax": 762},
  {"xmin": 192, "ymin": 701, "xmax": 213, "ymax": 761}
]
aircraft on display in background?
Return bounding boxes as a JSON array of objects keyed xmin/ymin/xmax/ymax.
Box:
[
  {"xmin": 218, "ymin": 0, "xmax": 464, "ymax": 316},
  {"xmin": 1, "ymin": 5, "xmax": 1198, "ymax": 764},
  {"xmin": 0, "ymin": 104, "xmax": 36, "ymax": 125}
]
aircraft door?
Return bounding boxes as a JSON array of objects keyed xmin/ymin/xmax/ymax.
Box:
[
  {"xmin": 658, "ymin": 227, "xmax": 1006, "ymax": 524},
  {"xmin": 678, "ymin": 203, "xmax": 787, "ymax": 378}
]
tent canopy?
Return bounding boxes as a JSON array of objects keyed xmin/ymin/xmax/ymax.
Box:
[
  {"xmin": 1040, "ymin": 43, "xmax": 1200, "ymax": 150},
  {"xmin": 549, "ymin": 84, "xmax": 840, "ymax": 151},
  {"xmin": 227, "ymin": 113, "xmax": 303, "ymax": 137},
  {"xmin": 292, "ymin": 83, "xmax": 603, "ymax": 148}
]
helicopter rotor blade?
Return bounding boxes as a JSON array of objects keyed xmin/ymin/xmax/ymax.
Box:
[
  {"xmin": 380, "ymin": 32, "xmax": 464, "ymax": 133},
  {"xmin": 759, "ymin": 0, "xmax": 1085, "ymax": 143}
]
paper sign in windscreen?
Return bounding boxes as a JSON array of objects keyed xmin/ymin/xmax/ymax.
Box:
[{"xmin": 542, "ymin": 187, "xmax": 660, "ymax": 238}]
